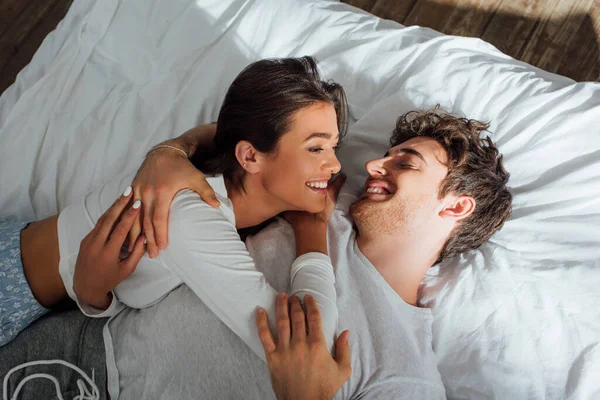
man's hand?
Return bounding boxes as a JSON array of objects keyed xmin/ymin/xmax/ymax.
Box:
[
  {"xmin": 256, "ymin": 293, "xmax": 352, "ymax": 400},
  {"xmin": 73, "ymin": 187, "xmax": 147, "ymax": 310},
  {"xmin": 129, "ymin": 136, "xmax": 220, "ymax": 259}
]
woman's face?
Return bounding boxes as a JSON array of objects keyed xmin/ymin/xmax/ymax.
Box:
[{"xmin": 260, "ymin": 102, "xmax": 341, "ymax": 213}]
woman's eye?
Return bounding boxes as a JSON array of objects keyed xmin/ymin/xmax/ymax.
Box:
[{"xmin": 309, "ymin": 147, "xmax": 324, "ymax": 153}]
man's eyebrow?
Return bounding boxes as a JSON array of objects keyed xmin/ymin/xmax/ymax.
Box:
[
  {"xmin": 385, "ymin": 147, "xmax": 428, "ymax": 165},
  {"xmin": 304, "ymin": 132, "xmax": 339, "ymax": 141}
]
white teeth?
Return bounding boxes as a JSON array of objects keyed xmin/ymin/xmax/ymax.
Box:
[
  {"xmin": 306, "ymin": 181, "xmax": 328, "ymax": 189},
  {"xmin": 366, "ymin": 187, "xmax": 387, "ymax": 194}
]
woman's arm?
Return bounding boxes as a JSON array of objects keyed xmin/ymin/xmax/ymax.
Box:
[
  {"xmin": 284, "ymin": 175, "xmax": 346, "ymax": 353},
  {"xmin": 72, "ymin": 187, "xmax": 147, "ymax": 317},
  {"xmin": 143, "ymin": 189, "xmax": 337, "ymax": 362},
  {"xmin": 128, "ymin": 123, "xmax": 219, "ymax": 257},
  {"xmin": 162, "ymin": 123, "xmax": 216, "ymax": 157}
]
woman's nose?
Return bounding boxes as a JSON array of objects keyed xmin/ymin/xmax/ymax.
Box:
[{"xmin": 324, "ymin": 151, "xmax": 342, "ymax": 174}]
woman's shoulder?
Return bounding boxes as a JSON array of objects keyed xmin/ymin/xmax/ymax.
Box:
[
  {"xmin": 165, "ymin": 189, "xmax": 238, "ymax": 251},
  {"xmin": 169, "ymin": 189, "xmax": 234, "ymax": 229},
  {"xmin": 171, "ymin": 188, "xmax": 231, "ymax": 214}
]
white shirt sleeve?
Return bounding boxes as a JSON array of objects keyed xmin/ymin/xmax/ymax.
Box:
[
  {"xmin": 289, "ymin": 253, "xmax": 338, "ymax": 352},
  {"xmin": 76, "ymin": 290, "xmax": 125, "ymax": 318},
  {"xmin": 157, "ymin": 190, "xmax": 337, "ymax": 362}
]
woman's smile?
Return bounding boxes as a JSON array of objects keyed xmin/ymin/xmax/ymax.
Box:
[{"xmin": 306, "ymin": 180, "xmax": 329, "ymax": 195}]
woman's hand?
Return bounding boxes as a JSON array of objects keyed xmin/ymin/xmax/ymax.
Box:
[
  {"xmin": 284, "ymin": 174, "xmax": 346, "ymax": 256},
  {"xmin": 128, "ymin": 141, "xmax": 220, "ymax": 259},
  {"xmin": 73, "ymin": 187, "xmax": 147, "ymax": 310},
  {"xmin": 318, "ymin": 173, "xmax": 346, "ymax": 223},
  {"xmin": 284, "ymin": 173, "xmax": 346, "ymax": 227},
  {"xmin": 256, "ymin": 293, "xmax": 352, "ymax": 400}
]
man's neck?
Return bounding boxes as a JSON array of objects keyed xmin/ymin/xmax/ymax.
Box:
[{"xmin": 356, "ymin": 230, "xmax": 441, "ymax": 306}]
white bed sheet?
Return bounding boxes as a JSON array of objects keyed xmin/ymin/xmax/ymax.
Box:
[{"xmin": 1, "ymin": 0, "xmax": 599, "ymax": 398}]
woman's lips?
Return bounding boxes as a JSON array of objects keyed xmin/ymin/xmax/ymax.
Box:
[{"xmin": 306, "ymin": 180, "xmax": 328, "ymax": 195}]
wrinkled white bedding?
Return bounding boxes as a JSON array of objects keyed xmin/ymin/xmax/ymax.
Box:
[{"xmin": 1, "ymin": 0, "xmax": 599, "ymax": 398}]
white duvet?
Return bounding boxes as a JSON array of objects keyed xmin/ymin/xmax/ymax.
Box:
[{"xmin": 1, "ymin": 0, "xmax": 599, "ymax": 398}]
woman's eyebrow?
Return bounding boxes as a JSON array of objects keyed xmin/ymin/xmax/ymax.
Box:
[{"xmin": 304, "ymin": 132, "xmax": 339, "ymax": 141}]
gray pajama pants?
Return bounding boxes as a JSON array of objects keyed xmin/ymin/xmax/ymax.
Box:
[{"xmin": 0, "ymin": 310, "xmax": 108, "ymax": 399}]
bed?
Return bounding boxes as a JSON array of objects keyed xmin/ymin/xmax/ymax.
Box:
[{"xmin": 1, "ymin": 0, "xmax": 599, "ymax": 398}]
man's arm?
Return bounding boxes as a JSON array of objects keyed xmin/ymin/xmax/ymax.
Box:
[{"xmin": 128, "ymin": 123, "xmax": 219, "ymax": 258}]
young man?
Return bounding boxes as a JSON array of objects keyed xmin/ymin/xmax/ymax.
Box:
[{"xmin": 1, "ymin": 108, "xmax": 511, "ymax": 399}]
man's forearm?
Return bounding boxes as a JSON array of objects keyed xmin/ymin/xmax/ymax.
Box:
[{"xmin": 164, "ymin": 123, "xmax": 217, "ymax": 157}]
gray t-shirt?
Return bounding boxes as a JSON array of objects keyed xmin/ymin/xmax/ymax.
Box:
[{"xmin": 104, "ymin": 192, "xmax": 446, "ymax": 399}]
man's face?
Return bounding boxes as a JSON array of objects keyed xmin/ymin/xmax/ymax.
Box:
[{"xmin": 349, "ymin": 137, "xmax": 450, "ymax": 236}]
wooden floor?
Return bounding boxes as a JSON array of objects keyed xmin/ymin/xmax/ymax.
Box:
[
  {"xmin": 0, "ymin": 0, "xmax": 598, "ymax": 96},
  {"xmin": 343, "ymin": 0, "xmax": 599, "ymax": 82}
]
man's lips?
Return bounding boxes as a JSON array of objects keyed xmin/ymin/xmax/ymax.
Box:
[
  {"xmin": 363, "ymin": 179, "xmax": 395, "ymax": 195},
  {"xmin": 365, "ymin": 186, "xmax": 390, "ymax": 195}
]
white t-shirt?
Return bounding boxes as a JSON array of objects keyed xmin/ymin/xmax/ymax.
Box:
[
  {"xmin": 57, "ymin": 173, "xmax": 338, "ymax": 361},
  {"xmin": 103, "ymin": 190, "xmax": 446, "ymax": 399}
]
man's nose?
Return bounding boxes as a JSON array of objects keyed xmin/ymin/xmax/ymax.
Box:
[{"xmin": 365, "ymin": 158, "xmax": 386, "ymax": 176}]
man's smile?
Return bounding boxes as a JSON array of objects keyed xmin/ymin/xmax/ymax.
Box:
[{"xmin": 361, "ymin": 178, "xmax": 396, "ymax": 198}]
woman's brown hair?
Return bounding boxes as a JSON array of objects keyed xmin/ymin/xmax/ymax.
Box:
[{"xmin": 191, "ymin": 56, "xmax": 348, "ymax": 192}]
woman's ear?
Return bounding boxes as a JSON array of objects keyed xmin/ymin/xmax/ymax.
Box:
[
  {"xmin": 235, "ymin": 141, "xmax": 261, "ymax": 173},
  {"xmin": 439, "ymin": 195, "xmax": 476, "ymax": 221}
]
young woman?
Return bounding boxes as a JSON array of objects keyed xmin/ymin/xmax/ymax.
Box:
[{"xmin": 1, "ymin": 56, "xmax": 348, "ymax": 361}]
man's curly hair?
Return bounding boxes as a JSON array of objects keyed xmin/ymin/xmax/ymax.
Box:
[{"xmin": 391, "ymin": 107, "xmax": 512, "ymax": 264}]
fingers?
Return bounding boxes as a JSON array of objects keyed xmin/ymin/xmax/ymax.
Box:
[
  {"xmin": 127, "ymin": 212, "xmax": 143, "ymax": 252},
  {"xmin": 121, "ymin": 233, "xmax": 146, "ymax": 280},
  {"xmin": 128, "ymin": 184, "xmax": 142, "ymax": 251},
  {"xmin": 328, "ymin": 173, "xmax": 347, "ymax": 202},
  {"xmin": 289, "ymin": 296, "xmax": 306, "ymax": 343},
  {"xmin": 275, "ymin": 293, "xmax": 291, "ymax": 348},
  {"xmin": 141, "ymin": 193, "xmax": 158, "ymax": 258},
  {"xmin": 107, "ymin": 199, "xmax": 142, "ymax": 254},
  {"xmin": 304, "ymin": 294, "xmax": 325, "ymax": 344},
  {"xmin": 152, "ymin": 195, "xmax": 172, "ymax": 250},
  {"xmin": 335, "ymin": 330, "xmax": 352, "ymax": 378},
  {"xmin": 96, "ymin": 186, "xmax": 134, "ymax": 240},
  {"xmin": 256, "ymin": 307, "xmax": 277, "ymax": 355},
  {"xmin": 194, "ymin": 180, "xmax": 220, "ymax": 208}
]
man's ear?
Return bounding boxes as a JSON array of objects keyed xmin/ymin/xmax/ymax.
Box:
[
  {"xmin": 439, "ymin": 195, "xmax": 475, "ymax": 221},
  {"xmin": 235, "ymin": 141, "xmax": 261, "ymax": 173}
]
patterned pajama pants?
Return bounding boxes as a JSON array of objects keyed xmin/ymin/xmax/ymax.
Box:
[{"xmin": 0, "ymin": 218, "xmax": 50, "ymax": 347}]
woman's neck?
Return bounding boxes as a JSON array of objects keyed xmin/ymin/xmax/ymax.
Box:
[{"xmin": 225, "ymin": 177, "xmax": 284, "ymax": 229}]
